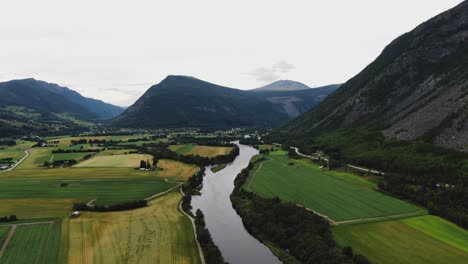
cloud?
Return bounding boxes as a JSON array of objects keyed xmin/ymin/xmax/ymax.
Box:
[
  {"xmin": 273, "ymin": 60, "xmax": 295, "ymax": 73},
  {"xmin": 245, "ymin": 67, "xmax": 280, "ymax": 82},
  {"xmin": 245, "ymin": 60, "xmax": 295, "ymax": 82}
]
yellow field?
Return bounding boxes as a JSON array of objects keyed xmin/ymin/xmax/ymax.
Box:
[
  {"xmin": 74, "ymin": 154, "xmax": 153, "ymax": 168},
  {"xmin": 62, "ymin": 192, "xmax": 201, "ymax": 264},
  {"xmin": 1, "ymin": 159, "xmax": 197, "ymax": 181},
  {"xmin": 0, "ymin": 198, "xmax": 74, "ymax": 219},
  {"xmin": 157, "ymin": 159, "xmax": 199, "ymax": 181},
  {"xmin": 187, "ymin": 146, "xmax": 233, "ymax": 157}
]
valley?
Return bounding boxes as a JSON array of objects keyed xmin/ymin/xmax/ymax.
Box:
[{"xmin": 1, "ymin": 1, "xmax": 468, "ymax": 264}]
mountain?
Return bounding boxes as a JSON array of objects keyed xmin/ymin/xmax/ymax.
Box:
[
  {"xmin": 112, "ymin": 76, "xmax": 338, "ymax": 128},
  {"xmin": 252, "ymin": 80, "xmax": 312, "ymax": 92},
  {"xmin": 0, "ymin": 78, "xmax": 124, "ymax": 119},
  {"xmin": 277, "ymin": 1, "xmax": 468, "ymax": 152},
  {"xmin": 0, "ymin": 78, "xmax": 124, "ymax": 136}
]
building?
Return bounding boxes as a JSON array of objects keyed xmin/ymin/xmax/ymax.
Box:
[{"xmin": 71, "ymin": 211, "xmax": 80, "ymax": 217}]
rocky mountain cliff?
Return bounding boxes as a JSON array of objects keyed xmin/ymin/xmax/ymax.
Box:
[{"xmin": 279, "ymin": 1, "xmax": 468, "ymax": 152}]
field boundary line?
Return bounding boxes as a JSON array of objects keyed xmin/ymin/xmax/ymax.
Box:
[
  {"xmin": 333, "ymin": 210, "xmax": 425, "ymax": 225},
  {"xmin": 179, "ymin": 188, "xmax": 205, "ymax": 264},
  {"xmin": 246, "ymin": 160, "xmax": 269, "ymax": 191},
  {"xmin": 0, "ymin": 225, "xmax": 17, "ymax": 257},
  {"xmin": 296, "ymin": 205, "xmax": 337, "ymax": 224},
  {"xmin": 0, "ymin": 221, "xmax": 54, "ymax": 227},
  {"xmin": 0, "ymin": 148, "xmax": 31, "ymax": 174},
  {"xmin": 144, "ymin": 179, "xmax": 184, "ymax": 201}
]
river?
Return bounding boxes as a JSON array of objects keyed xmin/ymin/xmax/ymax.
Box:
[{"xmin": 191, "ymin": 142, "xmax": 281, "ymax": 264}]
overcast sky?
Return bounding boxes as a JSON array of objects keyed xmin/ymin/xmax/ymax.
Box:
[{"xmin": 0, "ymin": 0, "xmax": 464, "ymax": 106}]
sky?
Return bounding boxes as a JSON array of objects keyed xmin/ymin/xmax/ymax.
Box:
[{"xmin": 0, "ymin": 0, "xmax": 464, "ymax": 106}]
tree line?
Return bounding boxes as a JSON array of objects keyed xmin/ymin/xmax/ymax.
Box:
[
  {"xmin": 180, "ymin": 168, "xmax": 225, "ymax": 263},
  {"xmin": 73, "ymin": 200, "xmax": 147, "ymax": 212},
  {"xmin": 0, "ymin": 215, "xmax": 17, "ymax": 222}
]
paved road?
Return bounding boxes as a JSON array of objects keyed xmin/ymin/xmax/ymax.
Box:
[{"xmin": 0, "ymin": 148, "xmax": 31, "ymax": 174}]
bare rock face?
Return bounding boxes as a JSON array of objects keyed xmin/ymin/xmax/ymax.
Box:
[{"xmin": 282, "ymin": 1, "xmax": 468, "ymax": 151}]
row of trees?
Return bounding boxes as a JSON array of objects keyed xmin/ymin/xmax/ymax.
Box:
[
  {"xmin": 52, "ymin": 148, "xmax": 101, "ymax": 154},
  {"xmin": 43, "ymin": 159, "xmax": 77, "ymax": 168},
  {"xmin": 73, "ymin": 200, "xmax": 147, "ymax": 212},
  {"xmin": 0, "ymin": 215, "xmax": 17, "ymax": 222},
  {"xmin": 180, "ymin": 168, "xmax": 225, "ymax": 263},
  {"xmin": 231, "ymin": 159, "xmax": 370, "ymax": 264}
]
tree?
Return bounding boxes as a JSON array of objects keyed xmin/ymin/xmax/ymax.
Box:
[
  {"xmin": 140, "ymin": 160, "xmax": 147, "ymax": 169},
  {"xmin": 146, "ymin": 159, "xmax": 151, "ymax": 169},
  {"xmin": 342, "ymin": 246, "xmax": 353, "ymax": 257},
  {"xmin": 43, "ymin": 161, "xmax": 51, "ymax": 168}
]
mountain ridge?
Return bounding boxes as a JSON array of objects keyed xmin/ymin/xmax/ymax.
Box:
[{"xmin": 112, "ymin": 76, "xmax": 339, "ymax": 128}]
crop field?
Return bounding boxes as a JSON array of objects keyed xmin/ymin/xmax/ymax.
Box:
[
  {"xmin": 0, "ymin": 226, "xmax": 8, "ymax": 240},
  {"xmin": 332, "ymin": 218, "xmax": 468, "ymax": 264},
  {"xmin": 74, "ymin": 154, "xmax": 153, "ymax": 168},
  {"xmin": 169, "ymin": 144, "xmax": 196, "ymax": 155},
  {"xmin": 0, "ymin": 141, "xmax": 34, "ymax": 165},
  {"xmin": 1, "ymin": 159, "xmax": 197, "ymax": 181},
  {"xmin": 62, "ymin": 192, "xmax": 201, "ymax": 264},
  {"xmin": 96, "ymin": 149, "xmax": 137, "ymax": 156},
  {"xmin": 245, "ymin": 154, "xmax": 420, "ymax": 222},
  {"xmin": 156, "ymin": 159, "xmax": 199, "ymax": 180},
  {"xmin": 169, "ymin": 144, "xmax": 233, "ymax": 157},
  {"xmin": 0, "ymin": 198, "xmax": 74, "ymax": 219},
  {"xmin": 186, "ymin": 146, "xmax": 233, "ymax": 157},
  {"xmin": 401, "ymin": 215, "xmax": 468, "ymax": 253},
  {"xmin": 0, "ymin": 178, "xmax": 175, "ymax": 206},
  {"xmin": 0, "ymin": 221, "xmax": 61, "ymax": 264}
]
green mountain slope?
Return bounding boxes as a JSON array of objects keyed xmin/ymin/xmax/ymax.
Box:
[
  {"xmin": 112, "ymin": 76, "xmax": 338, "ymax": 128},
  {"xmin": 0, "ymin": 78, "xmax": 124, "ymax": 136}
]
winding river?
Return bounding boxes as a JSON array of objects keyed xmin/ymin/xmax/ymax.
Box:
[{"xmin": 191, "ymin": 142, "xmax": 281, "ymax": 264}]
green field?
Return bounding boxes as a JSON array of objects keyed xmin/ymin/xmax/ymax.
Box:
[
  {"xmin": 0, "ymin": 141, "xmax": 34, "ymax": 165},
  {"xmin": 62, "ymin": 192, "xmax": 201, "ymax": 264},
  {"xmin": 169, "ymin": 144, "xmax": 196, "ymax": 155},
  {"xmin": 0, "ymin": 226, "xmax": 8, "ymax": 240},
  {"xmin": 332, "ymin": 217, "xmax": 468, "ymax": 264},
  {"xmin": 245, "ymin": 154, "xmax": 420, "ymax": 222},
  {"xmin": 0, "ymin": 221, "xmax": 61, "ymax": 264},
  {"xmin": 402, "ymin": 215, "xmax": 468, "ymax": 253},
  {"xmin": 0, "ymin": 178, "xmax": 175, "ymax": 206}
]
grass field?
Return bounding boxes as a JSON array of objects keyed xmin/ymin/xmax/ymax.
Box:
[
  {"xmin": 0, "ymin": 221, "xmax": 61, "ymax": 264},
  {"xmin": 0, "ymin": 178, "xmax": 176, "ymax": 206},
  {"xmin": 0, "ymin": 141, "xmax": 34, "ymax": 165},
  {"xmin": 61, "ymin": 192, "xmax": 201, "ymax": 264},
  {"xmin": 74, "ymin": 154, "xmax": 153, "ymax": 168},
  {"xmin": 169, "ymin": 144, "xmax": 233, "ymax": 157},
  {"xmin": 245, "ymin": 154, "xmax": 419, "ymax": 222},
  {"xmin": 402, "ymin": 215, "xmax": 468, "ymax": 253},
  {"xmin": 0, "ymin": 199, "xmax": 74, "ymax": 219},
  {"xmin": 0, "ymin": 226, "xmax": 8, "ymax": 240},
  {"xmin": 332, "ymin": 218, "xmax": 468, "ymax": 264}
]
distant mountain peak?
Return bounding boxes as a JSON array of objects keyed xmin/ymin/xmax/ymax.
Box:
[{"xmin": 253, "ymin": 80, "xmax": 312, "ymax": 92}]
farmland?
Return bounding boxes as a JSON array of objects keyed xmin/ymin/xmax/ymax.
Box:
[
  {"xmin": 62, "ymin": 192, "xmax": 201, "ymax": 264},
  {"xmin": 402, "ymin": 215, "xmax": 468, "ymax": 252},
  {"xmin": 244, "ymin": 154, "xmax": 419, "ymax": 222},
  {"xmin": 0, "ymin": 178, "xmax": 176, "ymax": 206},
  {"xmin": 169, "ymin": 144, "xmax": 233, "ymax": 157},
  {"xmin": 0, "ymin": 199, "xmax": 74, "ymax": 219},
  {"xmin": 0, "ymin": 221, "xmax": 61, "ymax": 264},
  {"xmin": 74, "ymin": 153, "xmax": 153, "ymax": 168},
  {"xmin": 332, "ymin": 217, "xmax": 468, "ymax": 264}
]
